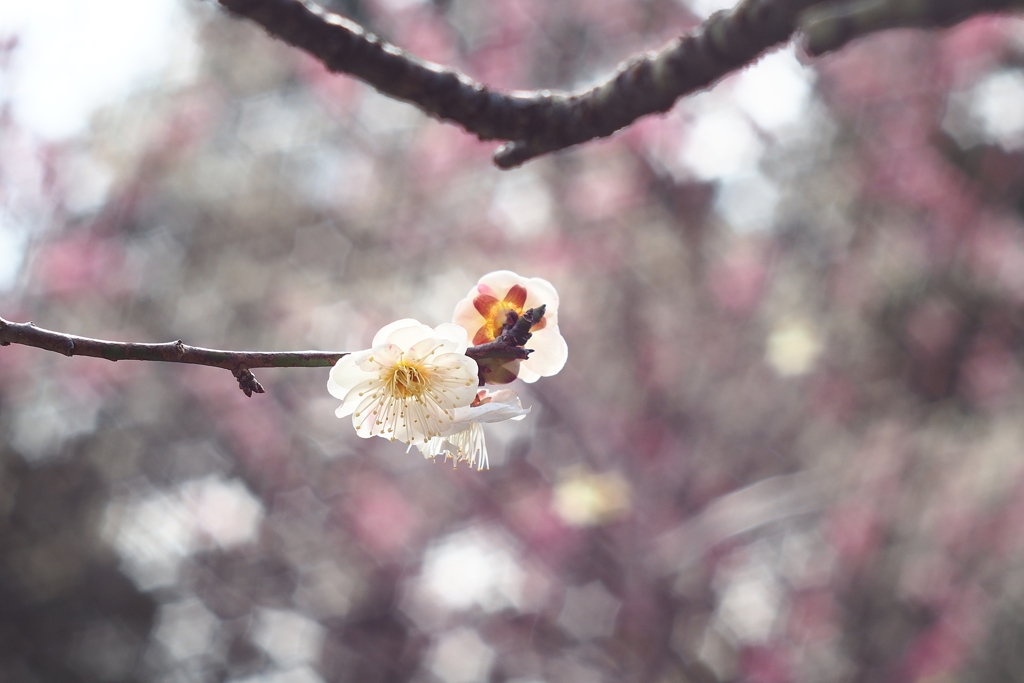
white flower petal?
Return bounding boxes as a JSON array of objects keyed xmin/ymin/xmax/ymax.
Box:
[
  {"xmin": 453, "ymin": 398, "xmax": 530, "ymax": 425},
  {"xmin": 328, "ymin": 351, "xmax": 373, "ymax": 399},
  {"xmin": 517, "ymin": 366, "xmax": 541, "ymax": 384},
  {"xmin": 486, "ymin": 389, "xmax": 519, "ymax": 404},
  {"xmin": 437, "ymin": 390, "xmax": 530, "ymax": 436},
  {"xmin": 432, "ymin": 323, "xmax": 470, "ymax": 354},
  {"xmin": 407, "ymin": 337, "xmax": 458, "ymax": 363},
  {"xmin": 429, "ymin": 352, "xmax": 479, "ymax": 380},
  {"xmin": 477, "ymin": 270, "xmax": 527, "ymax": 299},
  {"xmin": 474, "ymin": 403, "xmax": 531, "ymax": 423},
  {"xmin": 356, "ymin": 343, "xmax": 401, "ymax": 372},
  {"xmin": 425, "ymin": 358, "xmax": 479, "ymax": 406},
  {"xmin": 452, "ymin": 270, "xmax": 567, "ymax": 382},
  {"xmin": 372, "ymin": 318, "xmax": 425, "ymax": 347},
  {"xmin": 352, "ymin": 408, "xmax": 379, "ymax": 438},
  {"xmin": 338, "ymin": 377, "xmax": 381, "ymax": 418},
  {"xmin": 452, "ymin": 295, "xmax": 486, "ymax": 335},
  {"xmin": 519, "ymin": 327, "xmax": 569, "ymax": 383},
  {"xmin": 522, "ymin": 276, "xmax": 560, "ymax": 324},
  {"xmin": 385, "ymin": 322, "xmax": 437, "ymax": 351},
  {"xmin": 332, "ymin": 318, "xmax": 517, "ymax": 451}
]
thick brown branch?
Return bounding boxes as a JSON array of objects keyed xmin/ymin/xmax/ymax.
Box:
[
  {"xmin": 216, "ymin": 0, "xmax": 827, "ymax": 168},
  {"xmin": 801, "ymin": 0, "xmax": 1024, "ymax": 55}
]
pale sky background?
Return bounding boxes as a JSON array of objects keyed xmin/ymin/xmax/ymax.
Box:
[
  {"xmin": 0, "ymin": 0, "xmax": 200, "ymax": 291},
  {"xmin": 0, "ymin": 0, "xmax": 199, "ymax": 140}
]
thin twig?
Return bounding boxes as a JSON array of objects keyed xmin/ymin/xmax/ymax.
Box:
[
  {"xmin": 217, "ymin": 0, "xmax": 827, "ymax": 168},
  {"xmin": 0, "ymin": 315, "xmax": 541, "ymax": 397}
]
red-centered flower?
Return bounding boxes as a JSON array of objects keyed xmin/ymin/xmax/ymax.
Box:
[{"xmin": 453, "ymin": 270, "xmax": 568, "ymax": 383}]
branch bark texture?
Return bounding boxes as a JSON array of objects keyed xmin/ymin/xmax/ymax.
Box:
[
  {"xmin": 217, "ymin": 0, "xmax": 827, "ymax": 168},
  {"xmin": 801, "ymin": 0, "xmax": 1024, "ymax": 55},
  {"xmin": 216, "ymin": 0, "xmax": 1024, "ymax": 167}
]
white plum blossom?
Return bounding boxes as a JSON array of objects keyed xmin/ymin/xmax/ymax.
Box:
[
  {"xmin": 452, "ymin": 270, "xmax": 568, "ymax": 383},
  {"xmin": 417, "ymin": 389, "xmax": 530, "ymax": 470},
  {"xmin": 328, "ymin": 319, "xmax": 479, "ymax": 444},
  {"xmin": 328, "ymin": 272, "xmax": 566, "ymax": 467}
]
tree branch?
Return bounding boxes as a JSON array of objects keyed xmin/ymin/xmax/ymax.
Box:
[
  {"xmin": 801, "ymin": 0, "xmax": 1024, "ymax": 55},
  {"xmin": 215, "ymin": 0, "xmax": 1024, "ymax": 168},
  {"xmin": 0, "ymin": 315, "xmax": 544, "ymax": 397},
  {"xmin": 216, "ymin": 0, "xmax": 827, "ymax": 168},
  {"xmin": 0, "ymin": 316, "xmax": 345, "ymax": 397}
]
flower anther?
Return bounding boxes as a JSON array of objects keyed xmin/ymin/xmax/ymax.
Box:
[
  {"xmin": 417, "ymin": 389, "xmax": 530, "ymax": 470},
  {"xmin": 453, "ymin": 270, "xmax": 568, "ymax": 383},
  {"xmin": 328, "ymin": 319, "xmax": 479, "ymax": 444}
]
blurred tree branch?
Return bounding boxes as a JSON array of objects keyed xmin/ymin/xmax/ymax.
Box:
[
  {"xmin": 0, "ymin": 316, "xmax": 535, "ymax": 397},
  {"xmin": 216, "ymin": 0, "xmax": 824, "ymax": 168},
  {"xmin": 216, "ymin": 0, "xmax": 1023, "ymax": 169},
  {"xmin": 802, "ymin": 0, "xmax": 1024, "ymax": 54}
]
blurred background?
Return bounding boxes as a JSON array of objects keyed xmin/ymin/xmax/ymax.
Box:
[{"xmin": 3, "ymin": 1, "xmax": 1024, "ymax": 681}]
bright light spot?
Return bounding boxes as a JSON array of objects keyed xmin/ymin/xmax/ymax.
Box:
[
  {"xmin": 60, "ymin": 152, "xmax": 115, "ymax": 215},
  {"xmin": 697, "ymin": 627, "xmax": 738, "ymax": 680},
  {"xmin": 181, "ymin": 475, "xmax": 265, "ymax": 549},
  {"xmin": 685, "ymin": 0, "xmax": 739, "ymax": 20},
  {"xmin": 679, "ymin": 104, "xmax": 763, "ymax": 180},
  {"xmin": 416, "ymin": 527, "xmax": 526, "ymax": 612},
  {"xmin": 489, "ymin": 170, "xmax": 553, "ymax": 239},
  {"xmin": 357, "ymin": 88, "xmax": 425, "ymax": 140},
  {"xmin": 252, "ymin": 609, "xmax": 326, "ymax": 668},
  {"xmin": 766, "ymin": 318, "xmax": 823, "ymax": 377},
  {"xmin": 428, "ymin": 628, "xmax": 496, "ymax": 683},
  {"xmin": 0, "ymin": 211, "xmax": 28, "ymax": 291},
  {"xmin": 230, "ymin": 666, "xmax": 326, "ymax": 683},
  {"xmin": 714, "ymin": 563, "xmax": 782, "ymax": 643},
  {"xmin": 552, "ymin": 469, "xmax": 631, "ymax": 527},
  {"xmin": 378, "ymin": 0, "xmax": 428, "ymax": 11},
  {"xmin": 557, "ymin": 581, "xmax": 621, "ymax": 641},
  {"xmin": 0, "ymin": 0, "xmax": 198, "ymax": 140},
  {"xmin": 969, "ymin": 69, "xmax": 1024, "ymax": 150},
  {"xmin": 10, "ymin": 385, "xmax": 101, "ymax": 464},
  {"xmin": 715, "ymin": 172, "xmax": 780, "ymax": 233},
  {"xmin": 102, "ymin": 476, "xmax": 264, "ymax": 591},
  {"xmin": 289, "ymin": 146, "xmax": 378, "ymax": 210},
  {"xmin": 734, "ymin": 47, "xmax": 815, "ymax": 132},
  {"xmin": 237, "ymin": 93, "xmax": 313, "ymax": 154},
  {"xmin": 102, "ymin": 489, "xmax": 196, "ymax": 591},
  {"xmin": 153, "ymin": 599, "xmax": 219, "ymax": 661}
]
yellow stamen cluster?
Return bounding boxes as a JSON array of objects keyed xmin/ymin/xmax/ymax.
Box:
[
  {"xmin": 423, "ymin": 423, "xmax": 490, "ymax": 471},
  {"xmin": 352, "ymin": 353, "xmax": 475, "ymax": 444},
  {"xmin": 480, "ymin": 301, "xmax": 522, "ymax": 342}
]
